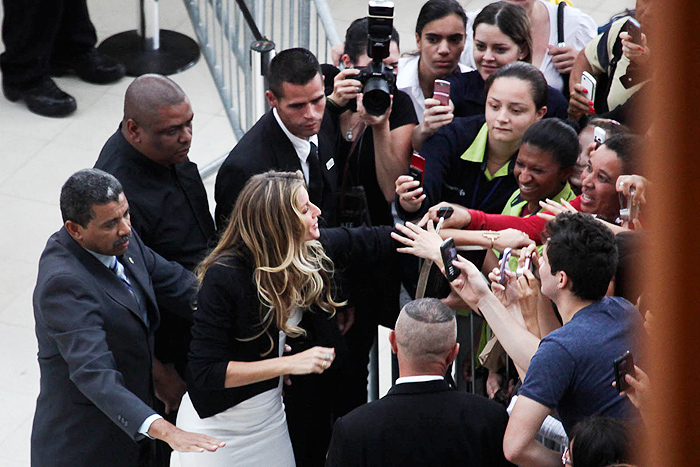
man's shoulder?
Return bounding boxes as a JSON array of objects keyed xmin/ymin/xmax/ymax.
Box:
[
  {"xmin": 340, "ymin": 382, "xmax": 507, "ymax": 427},
  {"xmin": 221, "ymin": 112, "xmax": 283, "ymax": 170}
]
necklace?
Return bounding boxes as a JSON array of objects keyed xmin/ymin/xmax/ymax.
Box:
[{"xmin": 343, "ymin": 115, "xmax": 365, "ymax": 141}]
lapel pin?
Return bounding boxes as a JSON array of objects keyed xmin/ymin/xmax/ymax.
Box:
[
  {"xmin": 326, "ymin": 158, "xmax": 334, "ymax": 170},
  {"xmin": 128, "ymin": 257, "xmax": 134, "ymax": 264}
]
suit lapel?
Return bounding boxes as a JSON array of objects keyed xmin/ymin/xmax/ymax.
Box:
[
  {"xmin": 268, "ymin": 113, "xmax": 304, "ymax": 172},
  {"xmin": 58, "ymin": 228, "xmax": 150, "ymax": 329},
  {"xmin": 120, "ymin": 248, "xmax": 160, "ymax": 331}
]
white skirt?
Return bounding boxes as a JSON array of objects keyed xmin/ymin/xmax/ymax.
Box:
[{"xmin": 176, "ymin": 386, "xmax": 295, "ymax": 467}]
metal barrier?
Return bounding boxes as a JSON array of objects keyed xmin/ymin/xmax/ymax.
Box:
[
  {"xmin": 183, "ymin": 0, "xmax": 342, "ymax": 179},
  {"xmin": 182, "ymin": 0, "xmax": 496, "ymax": 402}
]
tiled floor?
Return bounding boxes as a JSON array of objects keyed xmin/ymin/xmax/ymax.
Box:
[{"xmin": 0, "ymin": 0, "xmax": 635, "ymax": 465}]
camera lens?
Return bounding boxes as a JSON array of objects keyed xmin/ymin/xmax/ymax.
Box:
[{"xmin": 362, "ymin": 77, "xmax": 391, "ymax": 116}]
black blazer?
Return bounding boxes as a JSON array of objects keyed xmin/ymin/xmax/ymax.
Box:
[
  {"xmin": 326, "ymin": 379, "xmax": 514, "ymax": 467},
  {"xmin": 187, "ymin": 225, "xmax": 398, "ymax": 418},
  {"xmin": 31, "ymin": 228, "xmax": 196, "ymax": 467},
  {"xmin": 214, "ymin": 110, "xmax": 341, "ymax": 230}
]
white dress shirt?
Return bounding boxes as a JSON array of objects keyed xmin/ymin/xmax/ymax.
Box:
[{"xmin": 273, "ymin": 107, "xmax": 319, "ymax": 185}]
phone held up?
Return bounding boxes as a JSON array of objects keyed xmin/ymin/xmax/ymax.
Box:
[
  {"xmin": 498, "ymin": 247, "xmax": 512, "ymax": 285},
  {"xmin": 581, "ymin": 71, "xmax": 597, "ymax": 102},
  {"xmin": 626, "ymin": 18, "xmax": 642, "ymax": 45},
  {"xmin": 408, "ymin": 152, "xmax": 425, "ymax": 186},
  {"xmin": 593, "ymin": 126, "xmax": 607, "ymax": 149},
  {"xmin": 440, "ymin": 237, "xmax": 460, "ymax": 282},
  {"xmin": 614, "ymin": 350, "xmax": 635, "ymax": 393},
  {"xmin": 433, "ymin": 79, "xmax": 450, "ymax": 106}
]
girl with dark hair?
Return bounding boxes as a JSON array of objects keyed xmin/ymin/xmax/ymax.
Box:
[
  {"xmin": 395, "ymin": 0, "xmax": 469, "ymax": 149},
  {"xmin": 461, "ymin": 0, "xmax": 597, "ymax": 92},
  {"xmin": 448, "ymin": 1, "xmax": 568, "ymax": 121},
  {"xmin": 396, "ymin": 62, "xmax": 548, "ymax": 223},
  {"xmin": 418, "ymin": 118, "xmax": 579, "ymax": 246}
]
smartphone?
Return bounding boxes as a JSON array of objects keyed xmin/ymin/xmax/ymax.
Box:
[
  {"xmin": 440, "ymin": 237, "xmax": 460, "ymax": 282},
  {"xmin": 613, "ymin": 350, "xmax": 635, "ymax": 393},
  {"xmin": 498, "ymin": 247, "xmax": 512, "ymax": 285},
  {"xmin": 593, "ymin": 126, "xmax": 607, "ymax": 149},
  {"xmin": 437, "ymin": 206, "xmax": 454, "ymax": 220},
  {"xmin": 626, "ymin": 18, "xmax": 642, "ymax": 45},
  {"xmin": 408, "ymin": 152, "xmax": 425, "ymax": 185},
  {"xmin": 435, "ymin": 206, "xmax": 454, "ymax": 233},
  {"xmin": 581, "ymin": 71, "xmax": 597, "ymax": 101},
  {"xmin": 433, "ymin": 79, "xmax": 450, "ymax": 106}
]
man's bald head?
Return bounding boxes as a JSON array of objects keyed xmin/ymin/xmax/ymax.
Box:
[
  {"xmin": 394, "ymin": 298, "xmax": 457, "ymax": 366},
  {"xmin": 123, "ymin": 74, "xmax": 187, "ymax": 127}
]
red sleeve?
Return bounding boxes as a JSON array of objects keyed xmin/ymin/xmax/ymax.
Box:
[{"xmin": 467, "ymin": 195, "xmax": 583, "ymax": 244}]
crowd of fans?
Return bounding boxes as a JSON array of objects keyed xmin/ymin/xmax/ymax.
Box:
[{"xmin": 25, "ymin": 0, "xmax": 654, "ymax": 466}]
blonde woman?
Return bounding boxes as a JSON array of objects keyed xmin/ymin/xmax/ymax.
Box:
[{"xmin": 176, "ymin": 171, "xmax": 343, "ymax": 467}]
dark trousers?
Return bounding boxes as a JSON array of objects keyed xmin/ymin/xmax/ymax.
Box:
[{"xmin": 1, "ymin": 0, "xmax": 97, "ymax": 86}]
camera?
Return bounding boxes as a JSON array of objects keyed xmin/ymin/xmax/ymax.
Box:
[{"xmin": 356, "ymin": 0, "xmax": 396, "ymax": 116}]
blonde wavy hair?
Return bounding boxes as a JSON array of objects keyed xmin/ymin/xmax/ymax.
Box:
[{"xmin": 197, "ymin": 171, "xmax": 343, "ymax": 353}]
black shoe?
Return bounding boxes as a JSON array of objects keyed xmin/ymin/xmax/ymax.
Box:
[
  {"xmin": 51, "ymin": 49, "xmax": 126, "ymax": 85},
  {"xmin": 3, "ymin": 78, "xmax": 77, "ymax": 118}
]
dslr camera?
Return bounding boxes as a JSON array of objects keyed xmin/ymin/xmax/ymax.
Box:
[{"xmin": 356, "ymin": 0, "xmax": 396, "ymax": 116}]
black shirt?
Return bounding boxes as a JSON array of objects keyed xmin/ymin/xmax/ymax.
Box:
[
  {"xmin": 345, "ymin": 89, "xmax": 418, "ymax": 226},
  {"xmin": 95, "ymin": 128, "xmax": 216, "ymax": 271},
  {"xmin": 447, "ymin": 69, "xmax": 569, "ymax": 120}
]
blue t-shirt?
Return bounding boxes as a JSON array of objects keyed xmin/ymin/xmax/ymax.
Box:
[{"xmin": 519, "ymin": 296, "xmax": 642, "ymax": 435}]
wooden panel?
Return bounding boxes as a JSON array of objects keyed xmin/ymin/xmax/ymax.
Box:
[{"xmin": 644, "ymin": 1, "xmax": 700, "ymax": 465}]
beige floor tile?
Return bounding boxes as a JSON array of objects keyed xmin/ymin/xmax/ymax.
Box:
[
  {"xmin": 0, "ymin": 416, "xmax": 33, "ymax": 465},
  {"xmin": 0, "ymin": 145, "xmax": 98, "ymax": 205},
  {"xmin": 0, "ymin": 196, "xmax": 63, "ymax": 263},
  {"xmin": 0, "ymin": 259, "xmax": 36, "ymax": 315},
  {"xmin": 0, "ymin": 287, "xmax": 36, "ymax": 330}
]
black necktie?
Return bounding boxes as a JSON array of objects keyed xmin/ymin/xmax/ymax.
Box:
[{"xmin": 307, "ymin": 142, "xmax": 324, "ymax": 205}]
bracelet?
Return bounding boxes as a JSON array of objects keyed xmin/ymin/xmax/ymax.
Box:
[
  {"xmin": 326, "ymin": 96, "xmax": 347, "ymax": 113},
  {"xmin": 482, "ymin": 231, "xmax": 500, "ymax": 249}
]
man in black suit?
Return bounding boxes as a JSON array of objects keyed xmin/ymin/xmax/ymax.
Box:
[
  {"xmin": 95, "ymin": 74, "xmax": 217, "ymax": 466},
  {"xmin": 326, "ymin": 298, "xmax": 513, "ymax": 467},
  {"xmin": 214, "ymin": 47, "xmax": 340, "ymax": 230},
  {"xmin": 31, "ymin": 169, "xmax": 224, "ymax": 467}
]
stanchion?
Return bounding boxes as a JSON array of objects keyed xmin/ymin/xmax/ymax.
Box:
[
  {"xmin": 98, "ymin": 0, "xmax": 200, "ymax": 76},
  {"xmin": 250, "ymin": 40, "xmax": 275, "ymax": 123}
]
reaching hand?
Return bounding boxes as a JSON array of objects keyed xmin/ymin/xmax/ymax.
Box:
[
  {"xmin": 449, "ymin": 254, "xmax": 494, "ymax": 310},
  {"xmin": 148, "ymin": 418, "xmax": 226, "ymax": 453},
  {"xmin": 391, "ymin": 220, "xmax": 443, "ymax": 264},
  {"xmin": 418, "ymin": 201, "xmax": 471, "ymax": 229},
  {"xmin": 537, "ymin": 198, "xmax": 579, "ymax": 221},
  {"xmin": 492, "ymin": 228, "xmax": 535, "ymax": 252}
]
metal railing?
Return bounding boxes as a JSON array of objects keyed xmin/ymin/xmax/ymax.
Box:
[
  {"xmin": 182, "ymin": 0, "xmax": 494, "ymax": 403},
  {"xmin": 183, "ymin": 0, "xmax": 342, "ymax": 179}
]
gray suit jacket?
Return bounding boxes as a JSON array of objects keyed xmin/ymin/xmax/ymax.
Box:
[{"xmin": 31, "ymin": 228, "xmax": 196, "ymax": 467}]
